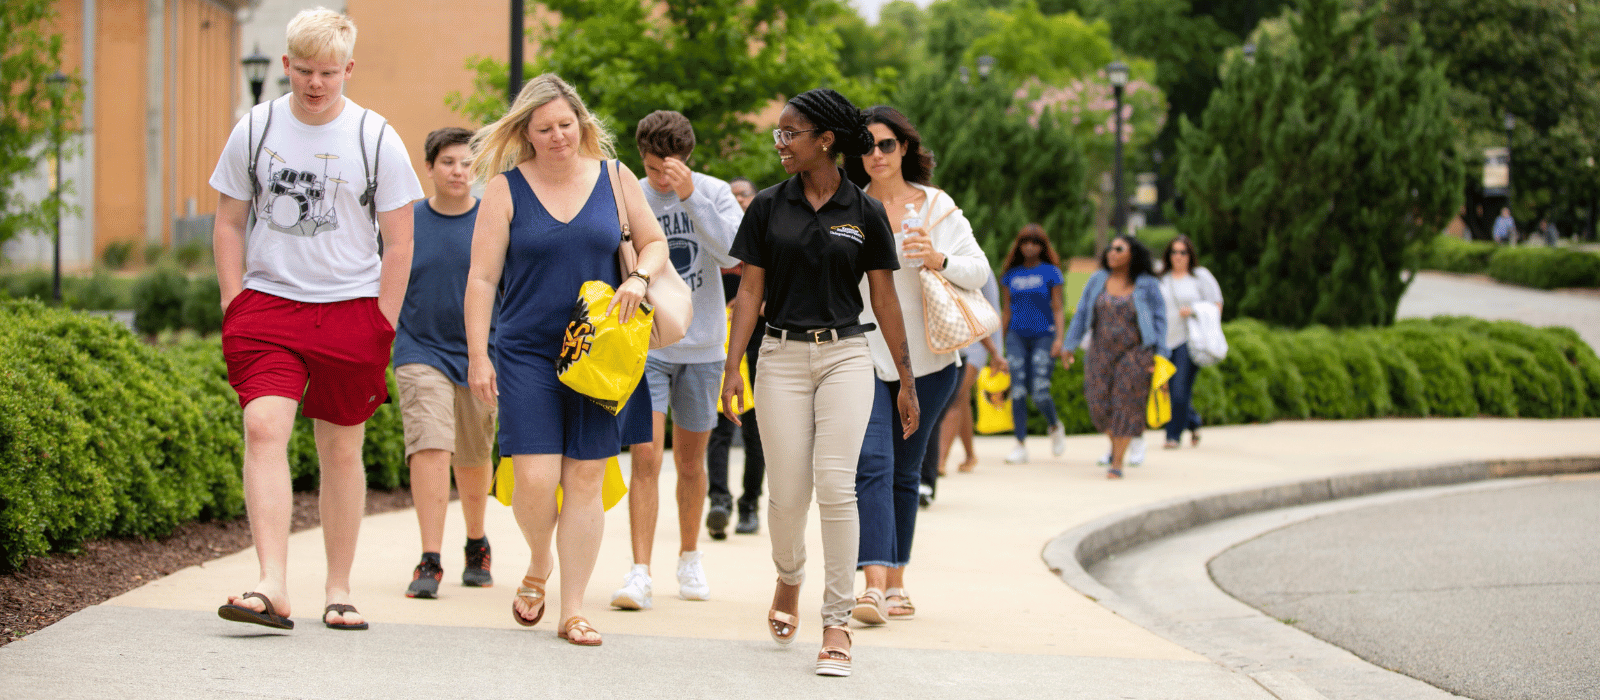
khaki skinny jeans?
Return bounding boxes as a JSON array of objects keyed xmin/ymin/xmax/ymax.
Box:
[{"xmin": 754, "ymin": 334, "xmax": 875, "ymax": 628}]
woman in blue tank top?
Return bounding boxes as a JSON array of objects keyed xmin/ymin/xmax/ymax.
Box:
[{"xmin": 463, "ymin": 74, "xmax": 669, "ymax": 647}]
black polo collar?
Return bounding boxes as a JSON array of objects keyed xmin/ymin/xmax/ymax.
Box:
[{"xmin": 780, "ymin": 167, "xmax": 859, "ymax": 210}]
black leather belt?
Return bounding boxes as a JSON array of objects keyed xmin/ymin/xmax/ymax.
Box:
[{"xmin": 765, "ymin": 323, "xmax": 876, "ymax": 344}]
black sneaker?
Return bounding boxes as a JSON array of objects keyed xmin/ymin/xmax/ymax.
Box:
[
  {"xmin": 407, "ymin": 557, "xmax": 444, "ymax": 599},
  {"xmin": 735, "ymin": 510, "xmax": 759, "ymax": 535},
  {"xmin": 463, "ymin": 539, "xmax": 493, "ymax": 588},
  {"xmin": 706, "ymin": 503, "xmax": 731, "ymax": 541}
]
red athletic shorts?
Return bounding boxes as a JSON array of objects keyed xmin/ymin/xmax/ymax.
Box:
[{"xmin": 221, "ymin": 289, "xmax": 395, "ymax": 426}]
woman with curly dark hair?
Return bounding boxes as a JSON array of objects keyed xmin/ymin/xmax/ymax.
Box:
[
  {"xmin": 999, "ymin": 224, "xmax": 1068, "ymax": 464},
  {"xmin": 721, "ymin": 88, "xmax": 918, "ymax": 677},
  {"xmin": 1061, "ymin": 234, "xmax": 1168, "ymax": 479}
]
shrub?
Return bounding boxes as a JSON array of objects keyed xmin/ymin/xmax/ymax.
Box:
[
  {"xmin": 1237, "ymin": 320, "xmax": 1311, "ymax": 420},
  {"xmin": 1486, "ymin": 246, "xmax": 1600, "ymax": 290},
  {"xmin": 101, "ymin": 241, "xmax": 135, "ymax": 270},
  {"xmin": 1332, "ymin": 332, "xmax": 1394, "ymax": 417},
  {"xmin": 1423, "ymin": 235, "xmax": 1497, "ymax": 273},
  {"xmin": 1538, "ymin": 325, "xmax": 1600, "ymax": 415},
  {"xmin": 66, "ymin": 272, "xmax": 128, "ymax": 311},
  {"xmin": 181, "ymin": 277, "xmax": 223, "ymax": 335},
  {"xmin": 1386, "ymin": 322, "xmax": 1479, "ymax": 417},
  {"xmin": 1209, "ymin": 319, "xmax": 1279, "ymax": 423},
  {"xmin": 143, "ymin": 242, "xmax": 167, "ymax": 266},
  {"xmin": 131, "ymin": 267, "xmax": 190, "ymax": 334},
  {"xmin": 1366, "ymin": 333, "xmax": 1430, "ymax": 417},
  {"xmin": 174, "ymin": 242, "xmax": 210, "ymax": 270},
  {"xmin": 1279, "ymin": 327, "xmax": 1358, "ymax": 419}
]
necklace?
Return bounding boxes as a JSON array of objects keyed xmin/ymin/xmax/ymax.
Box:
[{"xmin": 868, "ymin": 182, "xmax": 923, "ymax": 210}]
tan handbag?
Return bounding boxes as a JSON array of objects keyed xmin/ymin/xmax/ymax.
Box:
[
  {"xmin": 608, "ymin": 160, "xmax": 693, "ymax": 349},
  {"xmin": 915, "ymin": 193, "xmax": 1000, "ymax": 353}
]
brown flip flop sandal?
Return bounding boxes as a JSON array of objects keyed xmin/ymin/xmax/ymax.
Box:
[
  {"xmin": 558, "ymin": 616, "xmax": 602, "ymax": 646},
  {"xmin": 323, "ymin": 603, "xmax": 369, "ymax": 630},
  {"xmin": 217, "ymin": 591, "xmax": 294, "ymax": 630}
]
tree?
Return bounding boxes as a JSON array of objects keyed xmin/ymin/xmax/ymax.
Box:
[
  {"xmin": 449, "ymin": 0, "xmax": 885, "ymax": 187},
  {"xmin": 1174, "ymin": 0, "xmax": 1463, "ymax": 328},
  {"xmin": 893, "ymin": 68, "xmax": 1093, "ymax": 262},
  {"xmin": 0, "ymin": 1, "xmax": 81, "ymax": 250}
]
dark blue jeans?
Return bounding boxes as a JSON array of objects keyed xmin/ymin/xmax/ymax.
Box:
[
  {"xmin": 855, "ymin": 363, "xmax": 960, "ymax": 568},
  {"xmin": 1164, "ymin": 342, "xmax": 1203, "ymax": 443},
  {"xmin": 1006, "ymin": 332, "xmax": 1060, "ymax": 441}
]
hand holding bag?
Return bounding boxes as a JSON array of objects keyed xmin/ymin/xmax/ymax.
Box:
[
  {"xmin": 557, "ymin": 280, "xmax": 651, "ymax": 414},
  {"xmin": 609, "ymin": 160, "xmax": 693, "ymax": 349},
  {"xmin": 916, "ymin": 196, "xmax": 1000, "ymax": 353}
]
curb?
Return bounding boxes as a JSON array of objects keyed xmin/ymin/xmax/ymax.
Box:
[{"xmin": 1041, "ymin": 455, "xmax": 1600, "ymax": 699}]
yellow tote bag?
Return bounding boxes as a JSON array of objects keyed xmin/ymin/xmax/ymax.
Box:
[
  {"xmin": 1147, "ymin": 355, "xmax": 1177, "ymax": 429},
  {"xmin": 974, "ymin": 366, "xmax": 1014, "ymax": 435},
  {"xmin": 717, "ymin": 309, "xmax": 754, "ymax": 414},
  {"xmin": 493, "ymin": 456, "xmax": 628, "ymax": 512},
  {"xmin": 557, "ymin": 280, "xmax": 652, "ymax": 415}
]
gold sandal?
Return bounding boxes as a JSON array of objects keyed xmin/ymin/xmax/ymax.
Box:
[
  {"xmin": 885, "ymin": 588, "xmax": 916, "ymax": 620},
  {"xmin": 558, "ymin": 615, "xmax": 602, "ymax": 646},
  {"xmin": 815, "ymin": 625, "xmax": 853, "ymax": 677},
  {"xmin": 511, "ymin": 575, "xmax": 546, "ymax": 627}
]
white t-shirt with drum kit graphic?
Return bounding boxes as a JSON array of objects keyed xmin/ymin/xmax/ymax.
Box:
[{"xmin": 210, "ymin": 95, "xmax": 423, "ymax": 303}]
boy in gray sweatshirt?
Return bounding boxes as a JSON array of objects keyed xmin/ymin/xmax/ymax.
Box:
[{"xmin": 611, "ymin": 111, "xmax": 743, "ymax": 610}]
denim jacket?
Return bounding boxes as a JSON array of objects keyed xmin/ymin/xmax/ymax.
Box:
[{"xmin": 1062, "ymin": 269, "xmax": 1169, "ymax": 358}]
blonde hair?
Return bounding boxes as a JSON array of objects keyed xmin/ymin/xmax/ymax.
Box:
[
  {"xmin": 285, "ymin": 8, "xmax": 357, "ymax": 63},
  {"xmin": 471, "ymin": 73, "xmax": 615, "ymax": 182}
]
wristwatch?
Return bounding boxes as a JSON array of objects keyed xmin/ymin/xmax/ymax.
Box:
[{"xmin": 628, "ymin": 270, "xmax": 652, "ymax": 285}]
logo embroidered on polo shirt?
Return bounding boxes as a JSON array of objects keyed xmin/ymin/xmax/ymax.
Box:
[{"xmin": 828, "ymin": 224, "xmax": 865, "ymax": 243}]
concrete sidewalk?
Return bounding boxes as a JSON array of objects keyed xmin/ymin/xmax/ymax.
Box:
[{"xmin": 3, "ymin": 418, "xmax": 1597, "ymax": 698}]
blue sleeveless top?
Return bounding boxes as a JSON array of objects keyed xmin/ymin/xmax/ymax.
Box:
[{"xmin": 496, "ymin": 163, "xmax": 622, "ymax": 360}]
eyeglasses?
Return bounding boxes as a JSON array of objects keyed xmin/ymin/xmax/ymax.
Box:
[
  {"xmin": 869, "ymin": 138, "xmax": 900, "ymax": 155},
  {"xmin": 772, "ymin": 128, "xmax": 819, "ymax": 147},
  {"xmin": 1109, "ymin": 245, "xmax": 1129, "ymax": 253},
  {"xmin": 1171, "ymin": 249, "xmax": 1191, "ymax": 256}
]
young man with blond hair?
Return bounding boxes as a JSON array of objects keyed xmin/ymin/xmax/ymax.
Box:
[
  {"xmin": 611, "ymin": 110, "xmax": 742, "ymax": 610},
  {"xmin": 211, "ymin": 7, "xmax": 423, "ymax": 631}
]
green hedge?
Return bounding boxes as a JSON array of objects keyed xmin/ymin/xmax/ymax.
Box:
[
  {"xmin": 0, "ymin": 301, "xmax": 410, "ymax": 571},
  {"xmin": 1, "ymin": 268, "xmax": 222, "ymax": 335},
  {"xmin": 1423, "ymin": 235, "xmax": 1600, "ymax": 289},
  {"xmin": 1007, "ymin": 315, "xmax": 1600, "ymax": 437}
]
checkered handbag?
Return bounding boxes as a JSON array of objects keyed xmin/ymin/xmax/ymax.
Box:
[{"xmin": 920, "ymin": 267, "xmax": 1000, "ymax": 354}]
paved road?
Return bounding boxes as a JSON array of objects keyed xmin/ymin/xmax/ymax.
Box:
[
  {"xmin": 1397, "ymin": 271, "xmax": 1600, "ymax": 351},
  {"xmin": 1209, "ymin": 477, "xmax": 1600, "ymax": 700}
]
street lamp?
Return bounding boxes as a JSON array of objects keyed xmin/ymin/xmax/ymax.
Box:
[
  {"xmin": 509, "ymin": 0, "xmax": 524, "ymax": 103},
  {"xmin": 1108, "ymin": 61, "xmax": 1130, "ymax": 235},
  {"xmin": 1504, "ymin": 111, "xmax": 1516, "ymax": 209},
  {"xmin": 976, "ymin": 55, "xmax": 995, "ymax": 81},
  {"xmin": 46, "ymin": 71, "xmax": 68, "ymax": 304},
  {"xmin": 241, "ymin": 45, "xmax": 270, "ymax": 105}
]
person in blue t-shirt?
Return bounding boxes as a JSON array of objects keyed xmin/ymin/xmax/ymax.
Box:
[
  {"xmin": 999, "ymin": 224, "xmax": 1067, "ymax": 465},
  {"xmin": 392, "ymin": 127, "xmax": 497, "ymax": 599}
]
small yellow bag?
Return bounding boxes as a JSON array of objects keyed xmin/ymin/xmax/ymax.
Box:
[
  {"xmin": 493, "ymin": 455, "xmax": 628, "ymax": 511},
  {"xmin": 717, "ymin": 309, "xmax": 753, "ymax": 415},
  {"xmin": 557, "ymin": 280, "xmax": 652, "ymax": 415},
  {"xmin": 1147, "ymin": 354, "xmax": 1177, "ymax": 429},
  {"xmin": 974, "ymin": 366, "xmax": 1014, "ymax": 435}
]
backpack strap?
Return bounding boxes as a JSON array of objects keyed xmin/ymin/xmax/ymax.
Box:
[
  {"xmin": 357, "ymin": 108, "xmax": 386, "ymax": 227},
  {"xmin": 247, "ymin": 100, "xmax": 274, "ymax": 205}
]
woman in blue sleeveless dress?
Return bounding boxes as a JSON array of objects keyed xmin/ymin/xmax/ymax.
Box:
[{"xmin": 463, "ymin": 74, "xmax": 668, "ymax": 647}]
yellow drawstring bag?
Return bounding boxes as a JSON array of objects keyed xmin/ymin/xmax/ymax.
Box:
[
  {"xmin": 1147, "ymin": 354, "xmax": 1177, "ymax": 429},
  {"xmin": 717, "ymin": 309, "xmax": 753, "ymax": 414},
  {"xmin": 974, "ymin": 366, "xmax": 1014, "ymax": 435},
  {"xmin": 557, "ymin": 280, "xmax": 652, "ymax": 415},
  {"xmin": 493, "ymin": 455, "xmax": 628, "ymax": 511}
]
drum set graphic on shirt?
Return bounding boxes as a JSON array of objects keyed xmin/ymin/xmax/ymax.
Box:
[{"xmin": 257, "ymin": 149, "xmax": 346, "ymax": 238}]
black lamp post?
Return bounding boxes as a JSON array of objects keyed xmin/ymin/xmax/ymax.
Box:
[
  {"xmin": 1504, "ymin": 111, "xmax": 1516, "ymax": 210},
  {"xmin": 46, "ymin": 71, "xmax": 68, "ymax": 304},
  {"xmin": 509, "ymin": 0, "xmax": 524, "ymax": 102},
  {"xmin": 241, "ymin": 45, "xmax": 270, "ymax": 105},
  {"xmin": 1108, "ymin": 61, "xmax": 1130, "ymax": 235}
]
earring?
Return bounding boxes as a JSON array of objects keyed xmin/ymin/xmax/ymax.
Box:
[{"xmin": 823, "ymin": 145, "xmax": 829, "ymax": 153}]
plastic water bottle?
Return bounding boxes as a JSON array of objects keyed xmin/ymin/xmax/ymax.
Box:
[{"xmin": 898, "ymin": 203, "xmax": 924, "ymax": 268}]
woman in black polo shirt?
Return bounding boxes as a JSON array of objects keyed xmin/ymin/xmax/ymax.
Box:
[{"xmin": 721, "ymin": 88, "xmax": 919, "ymax": 678}]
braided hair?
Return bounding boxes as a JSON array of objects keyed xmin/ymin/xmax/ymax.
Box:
[{"xmin": 787, "ymin": 88, "xmax": 874, "ymax": 159}]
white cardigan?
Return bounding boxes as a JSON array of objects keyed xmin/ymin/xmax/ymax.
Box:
[{"xmin": 858, "ymin": 183, "xmax": 990, "ymax": 381}]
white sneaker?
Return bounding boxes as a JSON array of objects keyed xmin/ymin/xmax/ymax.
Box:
[
  {"xmin": 676, "ymin": 551, "xmax": 710, "ymax": 601},
  {"xmin": 611, "ymin": 564, "xmax": 652, "ymax": 610},
  {"xmin": 1004, "ymin": 443, "xmax": 1028, "ymax": 464},
  {"xmin": 1100, "ymin": 438, "xmax": 1147, "ymax": 467},
  {"xmin": 1049, "ymin": 424, "xmax": 1066, "ymax": 457}
]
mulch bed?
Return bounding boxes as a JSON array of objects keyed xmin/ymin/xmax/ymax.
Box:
[{"xmin": 0, "ymin": 488, "xmax": 414, "ymax": 647}]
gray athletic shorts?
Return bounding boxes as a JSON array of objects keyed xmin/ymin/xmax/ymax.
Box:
[{"xmin": 644, "ymin": 356, "xmax": 722, "ymax": 433}]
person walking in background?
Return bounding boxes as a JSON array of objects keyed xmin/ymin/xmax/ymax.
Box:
[
  {"xmin": 1158, "ymin": 235, "xmax": 1222, "ymax": 450},
  {"xmin": 705, "ymin": 178, "xmax": 766, "ymax": 539},
  {"xmin": 999, "ymin": 225, "xmax": 1068, "ymax": 464},
  {"xmin": 1492, "ymin": 207, "xmax": 1517, "ymax": 244},
  {"xmin": 1538, "ymin": 218, "xmax": 1560, "ymax": 247},
  {"xmin": 721, "ymin": 88, "xmax": 919, "ymax": 677},
  {"xmin": 611, "ymin": 111, "xmax": 741, "ymax": 611},
  {"xmin": 210, "ymin": 8, "xmax": 423, "ymax": 632},
  {"xmin": 843, "ymin": 105, "xmax": 993, "ymax": 625},
  {"xmin": 933, "ymin": 269, "xmax": 1005, "ymax": 477},
  {"xmin": 395, "ymin": 127, "xmax": 497, "ymax": 599},
  {"xmin": 464, "ymin": 73, "xmax": 670, "ymax": 646},
  {"xmin": 1062, "ymin": 234, "xmax": 1168, "ymax": 480}
]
